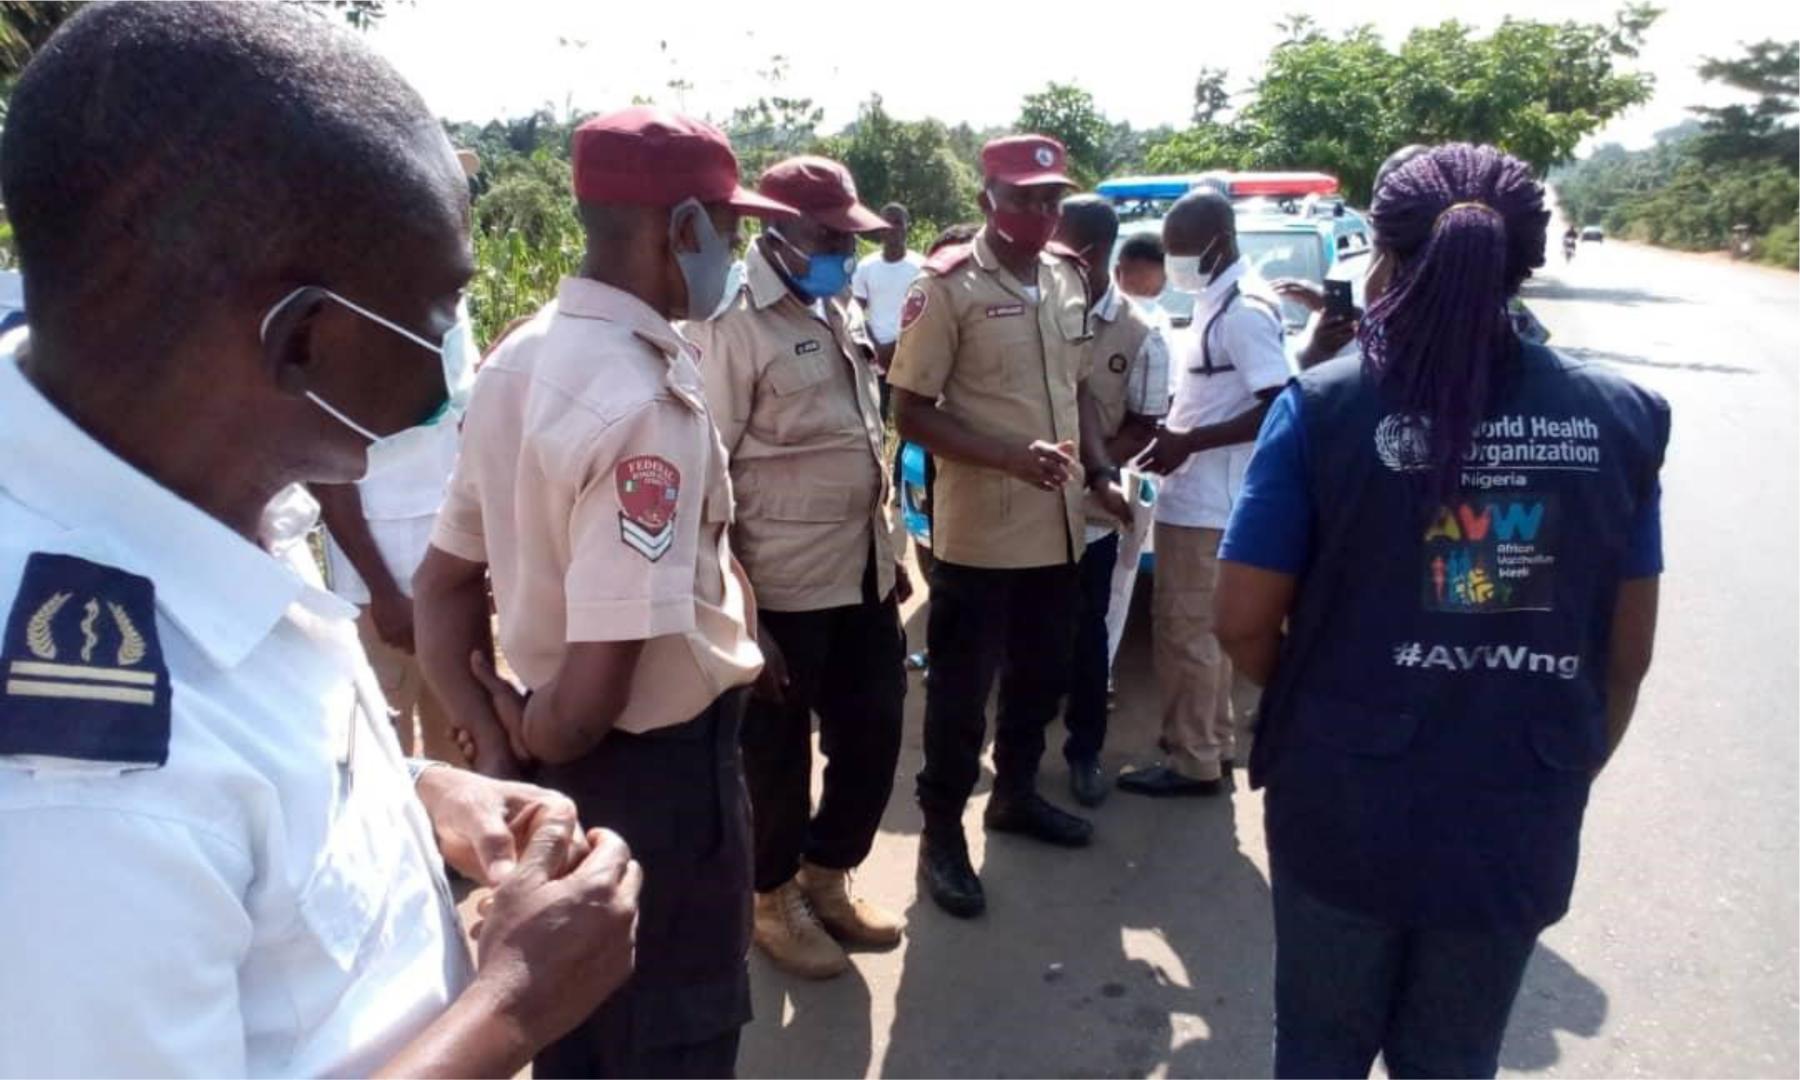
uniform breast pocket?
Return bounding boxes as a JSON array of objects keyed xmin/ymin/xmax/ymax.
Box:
[
  {"xmin": 759, "ymin": 353, "xmax": 838, "ymax": 444},
  {"xmin": 297, "ymin": 805, "xmax": 389, "ymax": 979},
  {"xmin": 961, "ymin": 310, "xmax": 1038, "ymax": 390},
  {"xmin": 765, "ymin": 353, "xmax": 833, "ymax": 397}
]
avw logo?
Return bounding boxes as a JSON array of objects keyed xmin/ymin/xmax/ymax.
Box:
[{"xmin": 1424, "ymin": 500, "xmax": 1545, "ymax": 544}]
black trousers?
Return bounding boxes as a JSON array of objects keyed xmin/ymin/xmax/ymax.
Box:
[
  {"xmin": 1063, "ymin": 531, "xmax": 1120, "ymax": 765},
  {"xmin": 915, "ymin": 559, "xmax": 1080, "ymax": 834},
  {"xmin": 533, "ymin": 690, "xmax": 753, "ymax": 1080},
  {"xmin": 742, "ymin": 582, "xmax": 907, "ymax": 893}
]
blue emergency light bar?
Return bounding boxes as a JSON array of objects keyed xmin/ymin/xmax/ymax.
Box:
[{"xmin": 1096, "ymin": 174, "xmax": 1227, "ymax": 201}]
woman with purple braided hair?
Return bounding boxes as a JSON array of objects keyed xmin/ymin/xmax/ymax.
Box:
[{"xmin": 1211, "ymin": 143, "xmax": 1670, "ymax": 1078}]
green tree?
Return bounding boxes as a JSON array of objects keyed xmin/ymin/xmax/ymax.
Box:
[
  {"xmin": 1192, "ymin": 67, "xmax": 1231, "ymax": 125},
  {"xmin": 1103, "ymin": 120, "xmax": 1175, "ymax": 177},
  {"xmin": 1143, "ymin": 122, "xmax": 1248, "ymax": 175},
  {"xmin": 1016, "ymin": 81, "xmax": 1112, "ymax": 187},
  {"xmin": 1233, "ymin": 23, "xmax": 1401, "ymax": 201},
  {"xmin": 838, "ymin": 95, "xmax": 979, "ymax": 237},
  {"xmin": 723, "ymin": 55, "xmax": 826, "ymax": 181},
  {"xmin": 1146, "ymin": 7, "xmax": 1661, "ymax": 204},
  {"xmin": 1690, "ymin": 39, "xmax": 1798, "ymax": 168},
  {"xmin": 0, "ymin": 1, "xmax": 79, "ymax": 79},
  {"xmin": 1387, "ymin": 12, "xmax": 1657, "ymax": 174},
  {"xmin": 1551, "ymin": 35, "xmax": 1799, "ymax": 267}
]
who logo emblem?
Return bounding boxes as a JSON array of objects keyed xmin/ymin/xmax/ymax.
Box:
[{"xmin": 1374, "ymin": 413, "xmax": 1433, "ymax": 473}]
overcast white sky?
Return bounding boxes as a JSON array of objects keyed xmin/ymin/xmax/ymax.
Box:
[{"xmin": 367, "ymin": 0, "xmax": 1799, "ymax": 156}]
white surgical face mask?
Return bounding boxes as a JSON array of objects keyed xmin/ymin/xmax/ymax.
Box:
[
  {"xmin": 1163, "ymin": 237, "xmax": 1224, "ymax": 295},
  {"xmin": 260, "ymin": 287, "xmax": 476, "ymax": 480}
]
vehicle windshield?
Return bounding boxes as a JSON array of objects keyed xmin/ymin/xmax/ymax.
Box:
[{"xmin": 1240, "ymin": 228, "xmax": 1326, "ymax": 286}]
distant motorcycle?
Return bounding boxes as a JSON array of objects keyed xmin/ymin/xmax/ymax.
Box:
[{"xmin": 1563, "ymin": 235, "xmax": 1578, "ymax": 263}]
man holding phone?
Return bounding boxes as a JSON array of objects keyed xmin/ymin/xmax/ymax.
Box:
[
  {"xmin": 1272, "ymin": 276, "xmax": 1361, "ymax": 370},
  {"xmin": 1123, "ymin": 188, "xmax": 1293, "ymax": 798}
]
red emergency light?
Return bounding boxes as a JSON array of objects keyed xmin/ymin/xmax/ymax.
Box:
[{"xmin": 1225, "ymin": 172, "xmax": 1340, "ymax": 198}]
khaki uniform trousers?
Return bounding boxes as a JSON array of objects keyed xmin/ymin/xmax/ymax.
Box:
[
  {"xmin": 355, "ymin": 607, "xmax": 458, "ymax": 762},
  {"xmin": 1152, "ymin": 523, "xmax": 1260, "ymax": 781}
]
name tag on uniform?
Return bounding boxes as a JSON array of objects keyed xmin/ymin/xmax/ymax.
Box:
[
  {"xmin": 986, "ymin": 303, "xmax": 1026, "ymax": 319},
  {"xmin": 795, "ymin": 340, "xmax": 822, "ymax": 355},
  {"xmin": 1, "ymin": 553, "xmax": 170, "ymax": 769}
]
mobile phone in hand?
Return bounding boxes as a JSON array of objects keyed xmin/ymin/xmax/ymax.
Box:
[{"xmin": 1324, "ymin": 279, "xmax": 1355, "ymax": 319}]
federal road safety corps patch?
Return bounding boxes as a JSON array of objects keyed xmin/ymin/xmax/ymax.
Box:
[
  {"xmin": 1, "ymin": 552, "xmax": 171, "ymax": 769},
  {"xmin": 617, "ymin": 454, "xmax": 681, "ymax": 562},
  {"xmin": 899, "ymin": 287, "xmax": 928, "ymax": 332},
  {"xmin": 1108, "ymin": 353, "xmax": 1129, "ymax": 374}
]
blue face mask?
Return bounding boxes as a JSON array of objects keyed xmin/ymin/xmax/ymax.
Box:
[{"xmin": 768, "ymin": 228, "xmax": 855, "ymax": 301}]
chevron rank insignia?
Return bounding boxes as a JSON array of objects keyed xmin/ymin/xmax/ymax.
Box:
[
  {"xmin": 1, "ymin": 553, "xmax": 170, "ymax": 769},
  {"xmin": 616, "ymin": 455, "xmax": 681, "ymax": 562}
]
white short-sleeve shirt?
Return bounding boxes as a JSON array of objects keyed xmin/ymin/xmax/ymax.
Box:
[
  {"xmin": 1156, "ymin": 263, "xmax": 1295, "ymax": 529},
  {"xmin": 851, "ymin": 250, "xmax": 925, "ymax": 344},
  {"xmin": 322, "ymin": 418, "xmax": 459, "ymax": 604},
  {"xmin": 0, "ymin": 346, "xmax": 472, "ymax": 1078}
]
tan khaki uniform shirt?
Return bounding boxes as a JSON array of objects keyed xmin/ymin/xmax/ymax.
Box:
[
  {"xmin": 1082, "ymin": 288, "xmax": 1169, "ymax": 530},
  {"xmin": 684, "ymin": 244, "xmax": 895, "ymax": 613},
  {"xmin": 431, "ymin": 278, "xmax": 762, "ymax": 734},
  {"xmin": 886, "ymin": 229, "xmax": 1092, "ymax": 569}
]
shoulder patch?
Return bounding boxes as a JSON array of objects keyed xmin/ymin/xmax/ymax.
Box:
[
  {"xmin": 616, "ymin": 455, "xmax": 681, "ymax": 562},
  {"xmin": 2, "ymin": 553, "xmax": 170, "ymax": 770},
  {"xmin": 923, "ymin": 243, "xmax": 974, "ymax": 276},
  {"xmin": 1045, "ymin": 240, "xmax": 1086, "ymax": 267},
  {"xmin": 899, "ymin": 286, "xmax": 930, "ymax": 332}
]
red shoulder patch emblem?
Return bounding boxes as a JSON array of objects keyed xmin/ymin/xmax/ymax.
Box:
[
  {"xmin": 616, "ymin": 455, "xmax": 681, "ymax": 562},
  {"xmin": 899, "ymin": 286, "xmax": 930, "ymax": 332}
]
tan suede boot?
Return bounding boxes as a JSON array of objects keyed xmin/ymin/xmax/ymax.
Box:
[
  {"xmin": 797, "ymin": 861, "xmax": 904, "ymax": 948},
  {"xmin": 753, "ymin": 880, "xmax": 849, "ymax": 979}
]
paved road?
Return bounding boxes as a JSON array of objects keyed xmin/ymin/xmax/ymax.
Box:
[{"xmin": 737, "ymin": 238, "xmax": 1799, "ymax": 1079}]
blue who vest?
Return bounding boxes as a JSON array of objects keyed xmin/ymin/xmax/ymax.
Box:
[{"xmin": 1253, "ymin": 342, "xmax": 1669, "ymax": 931}]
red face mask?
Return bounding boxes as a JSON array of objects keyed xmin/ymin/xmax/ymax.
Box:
[{"xmin": 991, "ymin": 204, "xmax": 1060, "ymax": 257}]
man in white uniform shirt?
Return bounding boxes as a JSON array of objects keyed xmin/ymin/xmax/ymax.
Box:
[
  {"xmin": 1050, "ymin": 197, "xmax": 1170, "ymax": 807},
  {"xmin": 316, "ymin": 419, "xmax": 461, "ymax": 761},
  {"xmin": 0, "ymin": 6, "xmax": 638, "ymax": 1076},
  {"xmin": 1104, "ymin": 233, "xmax": 1173, "ymax": 668},
  {"xmin": 1121, "ymin": 189, "xmax": 1293, "ymax": 797}
]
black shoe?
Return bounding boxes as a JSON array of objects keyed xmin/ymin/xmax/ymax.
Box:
[
  {"xmin": 918, "ymin": 831, "xmax": 985, "ymax": 918},
  {"xmin": 1116, "ymin": 764, "xmax": 1225, "ymax": 798},
  {"xmin": 1069, "ymin": 758, "xmax": 1110, "ymax": 808},
  {"xmin": 984, "ymin": 791, "xmax": 1093, "ymax": 847}
]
